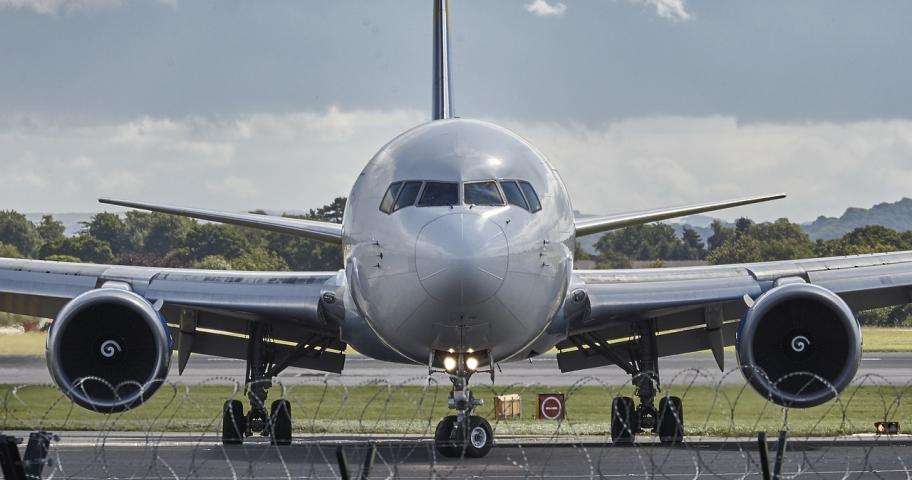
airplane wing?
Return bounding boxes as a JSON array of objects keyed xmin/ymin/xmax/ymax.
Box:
[
  {"xmin": 574, "ymin": 193, "xmax": 786, "ymax": 237},
  {"xmin": 99, "ymin": 198, "xmax": 343, "ymax": 243},
  {"xmin": 559, "ymin": 250, "xmax": 912, "ymax": 372},
  {"xmin": 0, "ymin": 258, "xmax": 345, "ymax": 374}
]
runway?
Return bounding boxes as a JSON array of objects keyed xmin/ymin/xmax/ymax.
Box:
[
  {"xmin": 1, "ymin": 352, "xmax": 911, "ymax": 386},
  {"xmin": 11, "ymin": 432, "xmax": 912, "ymax": 479}
]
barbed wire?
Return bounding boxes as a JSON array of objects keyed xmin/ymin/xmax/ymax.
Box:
[{"xmin": 1, "ymin": 368, "xmax": 911, "ymax": 479}]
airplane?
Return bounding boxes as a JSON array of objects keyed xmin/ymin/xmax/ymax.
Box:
[{"xmin": 0, "ymin": 0, "xmax": 909, "ymax": 459}]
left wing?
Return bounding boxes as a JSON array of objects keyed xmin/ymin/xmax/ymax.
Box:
[
  {"xmin": 559, "ymin": 250, "xmax": 912, "ymax": 372},
  {"xmin": 0, "ymin": 258, "xmax": 345, "ymax": 373}
]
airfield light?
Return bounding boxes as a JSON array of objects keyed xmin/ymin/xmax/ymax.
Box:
[
  {"xmin": 465, "ymin": 356, "xmax": 479, "ymax": 371},
  {"xmin": 443, "ymin": 356, "xmax": 458, "ymax": 371}
]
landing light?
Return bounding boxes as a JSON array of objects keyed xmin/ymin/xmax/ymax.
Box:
[
  {"xmin": 465, "ymin": 356, "xmax": 479, "ymax": 371},
  {"xmin": 443, "ymin": 356, "xmax": 457, "ymax": 371}
]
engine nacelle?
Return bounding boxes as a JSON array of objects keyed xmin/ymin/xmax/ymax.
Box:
[
  {"xmin": 736, "ymin": 282, "xmax": 862, "ymax": 408},
  {"xmin": 46, "ymin": 288, "xmax": 172, "ymax": 413}
]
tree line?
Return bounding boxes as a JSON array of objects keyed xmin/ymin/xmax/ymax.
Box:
[
  {"xmin": 1, "ymin": 200, "xmax": 910, "ymax": 327},
  {"xmin": 583, "ymin": 218, "xmax": 912, "ymax": 326}
]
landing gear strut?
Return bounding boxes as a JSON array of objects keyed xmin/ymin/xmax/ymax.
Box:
[
  {"xmin": 609, "ymin": 320, "xmax": 684, "ymax": 444},
  {"xmin": 433, "ymin": 354, "xmax": 494, "ymax": 458},
  {"xmin": 221, "ymin": 322, "xmax": 293, "ymax": 446}
]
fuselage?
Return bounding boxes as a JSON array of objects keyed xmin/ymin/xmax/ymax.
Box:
[{"xmin": 341, "ymin": 119, "xmax": 576, "ymax": 364}]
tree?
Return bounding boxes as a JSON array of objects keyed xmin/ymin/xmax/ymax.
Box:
[
  {"xmin": 82, "ymin": 213, "xmax": 137, "ymax": 254},
  {"xmin": 231, "ymin": 248, "xmax": 290, "ymax": 271},
  {"xmin": 0, "ymin": 210, "xmax": 41, "ymax": 257},
  {"xmin": 185, "ymin": 224, "xmax": 249, "ymax": 261},
  {"xmin": 815, "ymin": 225, "xmax": 911, "ymax": 257},
  {"xmin": 0, "ymin": 243, "xmax": 23, "ymax": 259},
  {"xmin": 44, "ymin": 254, "xmax": 81, "ymax": 263},
  {"xmin": 39, "ymin": 236, "xmax": 114, "ymax": 263},
  {"xmin": 193, "ymin": 255, "xmax": 232, "ymax": 270},
  {"xmin": 707, "ymin": 218, "xmax": 814, "ymax": 265},
  {"xmin": 141, "ymin": 213, "xmax": 196, "ymax": 256},
  {"xmin": 680, "ymin": 225, "xmax": 706, "ymax": 259},
  {"xmin": 36, "ymin": 215, "xmax": 65, "ymax": 244},
  {"xmin": 707, "ymin": 220, "xmax": 733, "ymax": 252}
]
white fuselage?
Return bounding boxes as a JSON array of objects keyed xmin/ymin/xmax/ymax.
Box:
[{"xmin": 341, "ymin": 119, "xmax": 576, "ymax": 364}]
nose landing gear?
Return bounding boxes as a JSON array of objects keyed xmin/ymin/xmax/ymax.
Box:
[{"xmin": 432, "ymin": 353, "xmax": 494, "ymax": 458}]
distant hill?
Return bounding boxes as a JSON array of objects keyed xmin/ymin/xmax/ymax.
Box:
[
  {"xmin": 24, "ymin": 213, "xmax": 91, "ymax": 236},
  {"xmin": 802, "ymin": 198, "xmax": 912, "ymax": 240}
]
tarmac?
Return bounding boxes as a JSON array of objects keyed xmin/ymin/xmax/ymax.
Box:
[
  {"xmin": 6, "ymin": 431, "xmax": 912, "ymax": 479},
  {"xmin": 2, "ymin": 351, "xmax": 911, "ymax": 387}
]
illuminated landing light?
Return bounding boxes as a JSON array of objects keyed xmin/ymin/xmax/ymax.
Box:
[
  {"xmin": 443, "ymin": 356, "xmax": 458, "ymax": 371},
  {"xmin": 465, "ymin": 356, "xmax": 479, "ymax": 371}
]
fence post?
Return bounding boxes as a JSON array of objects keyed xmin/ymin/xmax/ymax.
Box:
[
  {"xmin": 359, "ymin": 443, "xmax": 376, "ymax": 480},
  {"xmin": 336, "ymin": 446, "xmax": 350, "ymax": 480},
  {"xmin": 757, "ymin": 432, "xmax": 771, "ymax": 480},
  {"xmin": 773, "ymin": 430, "xmax": 788, "ymax": 480},
  {"xmin": 23, "ymin": 431, "xmax": 55, "ymax": 478},
  {"xmin": 0, "ymin": 434, "xmax": 25, "ymax": 480}
]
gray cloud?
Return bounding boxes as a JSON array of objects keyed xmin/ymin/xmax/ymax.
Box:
[
  {"xmin": 0, "ymin": 0, "xmax": 174, "ymax": 15},
  {"xmin": 2, "ymin": 110, "xmax": 910, "ymax": 224}
]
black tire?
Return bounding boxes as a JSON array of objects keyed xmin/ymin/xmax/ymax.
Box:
[
  {"xmin": 656, "ymin": 396, "xmax": 684, "ymax": 444},
  {"xmin": 610, "ymin": 396, "xmax": 636, "ymax": 444},
  {"xmin": 434, "ymin": 415, "xmax": 460, "ymax": 458},
  {"xmin": 464, "ymin": 416, "xmax": 494, "ymax": 458},
  {"xmin": 222, "ymin": 399, "xmax": 246, "ymax": 445},
  {"xmin": 270, "ymin": 399, "xmax": 293, "ymax": 446}
]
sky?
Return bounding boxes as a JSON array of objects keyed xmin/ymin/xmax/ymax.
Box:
[{"xmin": 0, "ymin": 0, "xmax": 910, "ymax": 222}]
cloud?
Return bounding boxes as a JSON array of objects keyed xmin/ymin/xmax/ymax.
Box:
[
  {"xmin": 0, "ymin": 0, "xmax": 174, "ymax": 15},
  {"xmin": 524, "ymin": 0, "xmax": 567, "ymax": 17},
  {"xmin": 625, "ymin": 0, "xmax": 691, "ymax": 22},
  {"xmin": 1, "ymin": 110, "xmax": 910, "ymax": 225}
]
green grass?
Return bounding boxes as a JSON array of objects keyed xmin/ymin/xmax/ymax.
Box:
[
  {"xmin": 1, "ymin": 382, "xmax": 909, "ymax": 437},
  {"xmin": 0, "ymin": 332, "xmax": 45, "ymax": 356},
  {"xmin": 3, "ymin": 327, "xmax": 912, "ymax": 358}
]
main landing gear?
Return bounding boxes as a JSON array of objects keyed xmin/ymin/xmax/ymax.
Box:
[
  {"xmin": 608, "ymin": 321, "xmax": 684, "ymax": 444},
  {"xmin": 221, "ymin": 322, "xmax": 298, "ymax": 446},
  {"xmin": 433, "ymin": 352, "xmax": 494, "ymax": 458}
]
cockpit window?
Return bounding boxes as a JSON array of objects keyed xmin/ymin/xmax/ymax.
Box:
[
  {"xmin": 379, "ymin": 182, "xmax": 403, "ymax": 214},
  {"xmin": 417, "ymin": 182, "xmax": 459, "ymax": 207},
  {"xmin": 499, "ymin": 180, "xmax": 528, "ymax": 210},
  {"xmin": 464, "ymin": 181, "xmax": 504, "ymax": 206},
  {"xmin": 518, "ymin": 181, "xmax": 542, "ymax": 212},
  {"xmin": 394, "ymin": 181, "xmax": 423, "ymax": 211}
]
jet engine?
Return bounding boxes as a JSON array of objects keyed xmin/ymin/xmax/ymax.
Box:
[
  {"xmin": 46, "ymin": 288, "xmax": 172, "ymax": 413},
  {"xmin": 736, "ymin": 282, "xmax": 861, "ymax": 408}
]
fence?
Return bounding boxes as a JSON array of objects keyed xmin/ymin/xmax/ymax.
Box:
[{"xmin": 0, "ymin": 368, "xmax": 910, "ymax": 479}]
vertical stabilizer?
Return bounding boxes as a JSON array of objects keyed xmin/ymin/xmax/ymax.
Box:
[{"xmin": 432, "ymin": 0, "xmax": 453, "ymax": 120}]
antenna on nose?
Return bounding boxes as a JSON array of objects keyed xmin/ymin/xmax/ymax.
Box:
[{"xmin": 432, "ymin": 0, "xmax": 453, "ymax": 120}]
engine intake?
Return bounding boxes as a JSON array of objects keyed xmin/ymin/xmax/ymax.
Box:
[
  {"xmin": 46, "ymin": 288, "xmax": 171, "ymax": 413},
  {"xmin": 736, "ymin": 282, "xmax": 861, "ymax": 408}
]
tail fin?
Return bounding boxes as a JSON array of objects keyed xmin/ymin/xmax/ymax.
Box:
[{"xmin": 432, "ymin": 0, "xmax": 453, "ymax": 120}]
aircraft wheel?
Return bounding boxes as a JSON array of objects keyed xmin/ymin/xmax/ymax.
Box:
[
  {"xmin": 656, "ymin": 396, "xmax": 684, "ymax": 444},
  {"xmin": 270, "ymin": 399, "xmax": 293, "ymax": 446},
  {"xmin": 434, "ymin": 415, "xmax": 460, "ymax": 458},
  {"xmin": 464, "ymin": 416, "xmax": 494, "ymax": 458},
  {"xmin": 222, "ymin": 399, "xmax": 246, "ymax": 445},
  {"xmin": 610, "ymin": 396, "xmax": 636, "ymax": 444}
]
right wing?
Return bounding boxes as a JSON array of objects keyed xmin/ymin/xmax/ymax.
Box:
[
  {"xmin": 559, "ymin": 250, "xmax": 912, "ymax": 373},
  {"xmin": 0, "ymin": 258, "xmax": 345, "ymax": 373},
  {"xmin": 574, "ymin": 193, "xmax": 785, "ymax": 237},
  {"xmin": 99, "ymin": 198, "xmax": 343, "ymax": 243}
]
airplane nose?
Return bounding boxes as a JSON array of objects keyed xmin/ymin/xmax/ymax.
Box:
[{"xmin": 416, "ymin": 213, "xmax": 508, "ymax": 306}]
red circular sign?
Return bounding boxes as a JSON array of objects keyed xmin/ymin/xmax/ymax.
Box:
[{"xmin": 540, "ymin": 395, "xmax": 563, "ymax": 420}]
